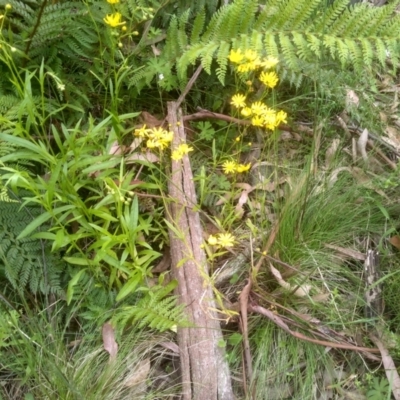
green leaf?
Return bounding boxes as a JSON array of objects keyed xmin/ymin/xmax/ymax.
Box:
[
  {"xmin": 67, "ymin": 268, "xmax": 87, "ymax": 304},
  {"xmin": 116, "ymin": 275, "xmax": 141, "ymax": 302},
  {"xmin": 64, "ymin": 257, "xmax": 91, "ymax": 266},
  {"xmin": 17, "ymin": 205, "xmax": 75, "ymax": 239}
]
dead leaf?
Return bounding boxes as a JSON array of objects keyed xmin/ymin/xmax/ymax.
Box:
[
  {"xmin": 390, "ymin": 235, "xmax": 400, "ymax": 250},
  {"xmin": 125, "ymin": 151, "xmax": 160, "ymax": 164},
  {"xmin": 346, "ymin": 89, "xmax": 360, "ymax": 109},
  {"xmin": 123, "ymin": 358, "xmax": 151, "ymax": 387},
  {"xmin": 109, "ymin": 141, "xmax": 125, "ymax": 155},
  {"xmin": 102, "ymin": 322, "xmax": 118, "ymax": 361},
  {"xmin": 384, "ymin": 126, "xmax": 400, "ymax": 152},
  {"xmin": 270, "ymin": 263, "xmax": 311, "ymax": 297},
  {"xmin": 159, "ymin": 341, "xmax": 180, "ymax": 354},
  {"xmin": 151, "ymin": 44, "xmax": 161, "ymax": 56},
  {"xmin": 311, "ymin": 293, "xmax": 330, "ymax": 303},
  {"xmin": 234, "ymin": 190, "xmax": 249, "ymax": 219},
  {"xmin": 357, "ymin": 128, "xmax": 369, "ymax": 161},
  {"xmin": 325, "ymin": 244, "xmax": 365, "ymax": 261},
  {"xmin": 129, "ymin": 137, "xmax": 144, "ymax": 152},
  {"xmin": 140, "ymin": 111, "xmax": 164, "ymax": 128}
]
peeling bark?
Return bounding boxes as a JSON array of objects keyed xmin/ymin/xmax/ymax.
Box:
[{"xmin": 166, "ymin": 102, "xmax": 235, "ymax": 400}]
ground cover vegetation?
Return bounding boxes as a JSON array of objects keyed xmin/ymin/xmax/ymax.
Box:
[{"xmin": 1, "ymin": 0, "xmax": 400, "ymax": 398}]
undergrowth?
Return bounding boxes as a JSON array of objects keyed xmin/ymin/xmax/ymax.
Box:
[{"xmin": 0, "ymin": 0, "xmax": 400, "ymax": 398}]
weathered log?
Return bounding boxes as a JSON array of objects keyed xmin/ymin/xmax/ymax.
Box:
[{"xmin": 166, "ymin": 101, "xmax": 235, "ymax": 400}]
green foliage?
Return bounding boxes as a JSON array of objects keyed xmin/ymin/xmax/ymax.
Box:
[
  {"xmin": 148, "ymin": 0, "xmax": 400, "ymax": 87},
  {"xmin": 0, "ymin": 112, "xmax": 169, "ymax": 312},
  {"xmin": 0, "ymin": 187, "xmax": 64, "ymax": 294},
  {"xmin": 366, "ymin": 377, "xmax": 390, "ymax": 400},
  {"xmin": 113, "ymin": 279, "xmax": 188, "ymax": 332}
]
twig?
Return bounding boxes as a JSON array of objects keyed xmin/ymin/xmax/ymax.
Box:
[
  {"xmin": 239, "ymin": 279, "xmax": 253, "ymax": 392},
  {"xmin": 250, "ymin": 304, "xmax": 381, "ymax": 355},
  {"xmin": 175, "ymin": 65, "xmax": 203, "ymax": 110}
]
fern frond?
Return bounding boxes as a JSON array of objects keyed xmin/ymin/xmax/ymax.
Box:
[
  {"xmin": 113, "ymin": 282, "xmax": 187, "ymax": 332},
  {"xmin": 190, "ymin": 10, "xmax": 206, "ymax": 44}
]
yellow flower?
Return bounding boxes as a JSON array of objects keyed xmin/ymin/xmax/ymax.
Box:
[
  {"xmin": 171, "ymin": 143, "xmax": 194, "ymax": 161},
  {"xmin": 260, "ymin": 56, "xmax": 279, "ymax": 69},
  {"xmin": 146, "ymin": 139, "xmax": 156, "ymax": 148},
  {"xmin": 208, "ymin": 235, "xmax": 218, "ymax": 246},
  {"xmin": 259, "ymin": 71, "xmax": 279, "ymax": 88},
  {"xmin": 217, "ymin": 233, "xmax": 235, "ymax": 247},
  {"xmin": 236, "ymin": 163, "xmax": 251, "ymax": 173},
  {"xmin": 244, "ymin": 49, "xmax": 258, "ymax": 61},
  {"xmin": 251, "ymin": 101, "xmax": 266, "ymax": 115},
  {"xmin": 5, "ymin": 4, "xmax": 11, "ymax": 10},
  {"xmin": 241, "ymin": 107, "xmax": 252, "ymax": 117},
  {"xmin": 237, "ymin": 62, "xmax": 257, "ymax": 73},
  {"xmin": 222, "ymin": 160, "xmax": 238, "ymax": 174},
  {"xmin": 251, "ymin": 115, "xmax": 264, "ymax": 127},
  {"xmin": 107, "ymin": 0, "xmax": 120, "ymax": 3},
  {"xmin": 134, "ymin": 124, "xmax": 149, "ymax": 137},
  {"xmin": 228, "ymin": 49, "xmax": 244, "ymax": 64},
  {"xmin": 276, "ymin": 110, "xmax": 288, "ymax": 125},
  {"xmin": 231, "ymin": 94, "xmax": 246, "ymax": 108},
  {"xmin": 104, "ymin": 13, "xmax": 125, "ymax": 27}
]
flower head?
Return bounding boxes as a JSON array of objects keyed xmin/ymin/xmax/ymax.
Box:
[
  {"xmin": 251, "ymin": 115, "xmax": 264, "ymax": 127},
  {"xmin": 230, "ymin": 94, "xmax": 246, "ymax": 108},
  {"xmin": 207, "ymin": 235, "xmax": 218, "ymax": 246},
  {"xmin": 236, "ymin": 163, "xmax": 251, "ymax": 173},
  {"xmin": 207, "ymin": 233, "xmax": 236, "ymax": 248},
  {"xmin": 217, "ymin": 233, "xmax": 235, "ymax": 247},
  {"xmin": 259, "ymin": 71, "xmax": 279, "ymax": 88},
  {"xmin": 107, "ymin": 0, "xmax": 119, "ymax": 3},
  {"xmin": 222, "ymin": 160, "xmax": 238, "ymax": 174},
  {"xmin": 5, "ymin": 4, "xmax": 11, "ymax": 10},
  {"xmin": 134, "ymin": 124, "xmax": 149, "ymax": 137},
  {"xmin": 104, "ymin": 12, "xmax": 125, "ymax": 27},
  {"xmin": 260, "ymin": 57, "xmax": 279, "ymax": 69},
  {"xmin": 228, "ymin": 49, "xmax": 244, "ymax": 64},
  {"xmin": 241, "ymin": 107, "xmax": 252, "ymax": 117},
  {"xmin": 171, "ymin": 143, "xmax": 194, "ymax": 161},
  {"xmin": 251, "ymin": 101, "xmax": 266, "ymax": 115},
  {"xmin": 244, "ymin": 49, "xmax": 258, "ymax": 61}
]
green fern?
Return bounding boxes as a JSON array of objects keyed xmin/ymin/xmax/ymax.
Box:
[
  {"xmin": 0, "ymin": 187, "xmax": 64, "ymax": 295},
  {"xmin": 113, "ymin": 281, "xmax": 188, "ymax": 332},
  {"xmin": 152, "ymin": 0, "xmax": 400, "ymax": 87}
]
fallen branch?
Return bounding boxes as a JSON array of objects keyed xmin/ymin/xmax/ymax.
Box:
[
  {"xmin": 166, "ymin": 101, "xmax": 234, "ymax": 400},
  {"xmin": 249, "ymin": 304, "xmax": 381, "ymax": 356}
]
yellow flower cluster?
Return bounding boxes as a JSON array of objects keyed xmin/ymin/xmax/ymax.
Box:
[
  {"xmin": 134, "ymin": 125, "xmax": 173, "ymax": 150},
  {"xmin": 171, "ymin": 143, "xmax": 194, "ymax": 161},
  {"xmin": 207, "ymin": 233, "xmax": 236, "ymax": 248},
  {"xmin": 228, "ymin": 49, "xmax": 279, "ymax": 88},
  {"xmin": 222, "ymin": 160, "xmax": 251, "ymax": 174},
  {"xmin": 231, "ymin": 95, "xmax": 287, "ymax": 130}
]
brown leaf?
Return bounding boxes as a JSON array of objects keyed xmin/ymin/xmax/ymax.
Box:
[
  {"xmin": 140, "ymin": 111, "xmax": 164, "ymax": 128},
  {"xmin": 384, "ymin": 126, "xmax": 400, "ymax": 152},
  {"xmin": 159, "ymin": 341, "xmax": 180, "ymax": 354},
  {"xmin": 102, "ymin": 322, "xmax": 118, "ymax": 361},
  {"xmin": 325, "ymin": 244, "xmax": 365, "ymax": 261},
  {"xmin": 125, "ymin": 151, "xmax": 160, "ymax": 164},
  {"xmin": 109, "ymin": 141, "xmax": 125, "ymax": 155},
  {"xmin": 234, "ymin": 190, "xmax": 249, "ymax": 219},
  {"xmin": 123, "ymin": 358, "xmax": 151, "ymax": 387},
  {"xmin": 390, "ymin": 235, "xmax": 400, "ymax": 250},
  {"xmin": 345, "ymin": 89, "xmax": 360, "ymax": 109}
]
